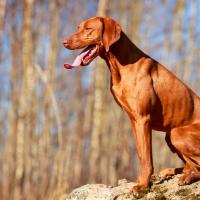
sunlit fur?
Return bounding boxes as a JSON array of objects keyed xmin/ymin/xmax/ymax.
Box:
[{"xmin": 64, "ymin": 17, "xmax": 200, "ymax": 194}]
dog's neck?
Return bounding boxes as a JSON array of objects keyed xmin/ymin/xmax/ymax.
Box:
[{"xmin": 101, "ymin": 32, "xmax": 148, "ymax": 84}]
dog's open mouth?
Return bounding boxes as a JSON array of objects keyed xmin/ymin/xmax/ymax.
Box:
[{"xmin": 64, "ymin": 45, "xmax": 99, "ymax": 69}]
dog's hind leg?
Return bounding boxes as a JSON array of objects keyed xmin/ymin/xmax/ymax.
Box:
[
  {"xmin": 170, "ymin": 123, "xmax": 200, "ymax": 185},
  {"xmin": 159, "ymin": 133, "xmax": 185, "ymax": 178}
]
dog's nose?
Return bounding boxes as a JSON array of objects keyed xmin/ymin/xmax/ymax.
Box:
[{"xmin": 63, "ymin": 40, "xmax": 69, "ymax": 47}]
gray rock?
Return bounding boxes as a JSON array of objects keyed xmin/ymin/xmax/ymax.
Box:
[{"xmin": 65, "ymin": 175, "xmax": 200, "ymax": 200}]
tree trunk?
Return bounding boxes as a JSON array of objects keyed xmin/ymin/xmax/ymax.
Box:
[
  {"xmin": 14, "ymin": 0, "xmax": 36, "ymax": 199},
  {"xmin": 89, "ymin": 0, "xmax": 108, "ymax": 182}
]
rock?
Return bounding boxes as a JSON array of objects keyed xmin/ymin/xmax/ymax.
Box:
[{"xmin": 65, "ymin": 175, "xmax": 200, "ymax": 200}]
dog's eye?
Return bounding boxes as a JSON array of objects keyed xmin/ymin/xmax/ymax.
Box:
[{"xmin": 85, "ymin": 27, "xmax": 92, "ymax": 30}]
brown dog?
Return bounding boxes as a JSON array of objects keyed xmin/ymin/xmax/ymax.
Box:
[{"xmin": 63, "ymin": 17, "xmax": 200, "ymax": 193}]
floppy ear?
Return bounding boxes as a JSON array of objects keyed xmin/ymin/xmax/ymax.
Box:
[{"xmin": 102, "ymin": 17, "xmax": 121, "ymax": 52}]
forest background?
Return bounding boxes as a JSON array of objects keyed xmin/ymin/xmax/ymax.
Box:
[{"xmin": 0, "ymin": 0, "xmax": 200, "ymax": 199}]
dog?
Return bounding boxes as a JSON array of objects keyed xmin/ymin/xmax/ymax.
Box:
[{"xmin": 63, "ymin": 16, "xmax": 200, "ymax": 193}]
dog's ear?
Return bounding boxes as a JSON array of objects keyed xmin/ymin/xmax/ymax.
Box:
[{"xmin": 102, "ymin": 17, "xmax": 121, "ymax": 52}]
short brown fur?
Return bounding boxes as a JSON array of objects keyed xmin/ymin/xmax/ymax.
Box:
[{"xmin": 63, "ymin": 17, "xmax": 200, "ymax": 193}]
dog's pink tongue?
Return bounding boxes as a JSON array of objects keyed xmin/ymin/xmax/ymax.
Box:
[{"xmin": 64, "ymin": 47, "xmax": 90, "ymax": 69}]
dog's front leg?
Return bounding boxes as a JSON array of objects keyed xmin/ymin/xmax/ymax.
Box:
[{"xmin": 131, "ymin": 116, "xmax": 153, "ymax": 194}]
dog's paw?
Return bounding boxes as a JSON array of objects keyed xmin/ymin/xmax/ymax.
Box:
[
  {"xmin": 178, "ymin": 173, "xmax": 194, "ymax": 186},
  {"xmin": 131, "ymin": 184, "xmax": 150, "ymax": 198},
  {"xmin": 159, "ymin": 168, "xmax": 176, "ymax": 178}
]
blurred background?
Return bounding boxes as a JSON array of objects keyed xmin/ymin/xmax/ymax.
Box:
[{"xmin": 0, "ymin": 0, "xmax": 200, "ymax": 199}]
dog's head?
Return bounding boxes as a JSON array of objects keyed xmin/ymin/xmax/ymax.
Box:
[{"xmin": 63, "ymin": 17, "xmax": 121, "ymax": 69}]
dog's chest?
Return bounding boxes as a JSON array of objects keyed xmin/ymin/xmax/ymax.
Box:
[
  {"xmin": 111, "ymin": 83, "xmax": 138, "ymax": 116},
  {"xmin": 111, "ymin": 84, "xmax": 123, "ymax": 105}
]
